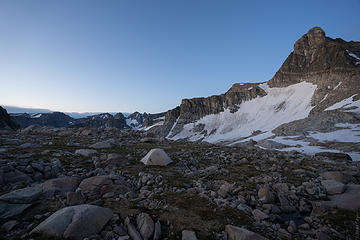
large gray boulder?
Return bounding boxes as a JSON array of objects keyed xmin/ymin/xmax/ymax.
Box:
[
  {"xmin": 225, "ymin": 225, "xmax": 268, "ymax": 240},
  {"xmin": 30, "ymin": 204, "xmax": 112, "ymax": 240},
  {"xmin": 0, "ymin": 186, "xmax": 42, "ymax": 203},
  {"xmin": 320, "ymin": 171, "xmax": 354, "ymax": 184},
  {"xmin": 140, "ymin": 148, "xmax": 172, "ymax": 166},
  {"xmin": 321, "ymin": 180, "xmax": 346, "ymax": 195},
  {"xmin": 42, "ymin": 177, "xmax": 81, "ymax": 198},
  {"xmin": 323, "ymin": 184, "xmax": 360, "ymax": 210}
]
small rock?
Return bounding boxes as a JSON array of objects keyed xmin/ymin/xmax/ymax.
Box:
[
  {"xmin": 258, "ymin": 185, "xmax": 275, "ymax": 203},
  {"xmin": 127, "ymin": 223, "xmax": 142, "ymax": 240},
  {"xmin": 225, "ymin": 225, "xmax": 267, "ymax": 240},
  {"xmin": 182, "ymin": 230, "xmax": 197, "ymax": 240},
  {"xmin": 153, "ymin": 220, "xmax": 161, "ymax": 240},
  {"xmin": 1, "ymin": 220, "xmax": 18, "ymax": 231},
  {"xmin": 75, "ymin": 149, "xmax": 98, "ymax": 157},
  {"xmin": 136, "ymin": 213, "xmax": 154, "ymax": 240},
  {"xmin": 252, "ymin": 209, "xmax": 269, "ymax": 222}
]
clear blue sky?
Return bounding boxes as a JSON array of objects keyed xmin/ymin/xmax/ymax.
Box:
[{"xmin": 0, "ymin": 0, "xmax": 359, "ymax": 113}]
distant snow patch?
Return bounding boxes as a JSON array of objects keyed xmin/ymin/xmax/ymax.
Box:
[
  {"xmin": 142, "ymin": 121, "xmax": 164, "ymax": 131},
  {"xmin": 31, "ymin": 113, "xmax": 42, "ymax": 118},
  {"xmin": 347, "ymin": 50, "xmax": 360, "ymax": 65}
]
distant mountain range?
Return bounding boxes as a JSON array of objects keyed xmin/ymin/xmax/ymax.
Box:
[
  {"xmin": 2, "ymin": 105, "xmax": 166, "ymax": 131},
  {"xmin": 2, "ymin": 105, "xmax": 124, "ymax": 119}
]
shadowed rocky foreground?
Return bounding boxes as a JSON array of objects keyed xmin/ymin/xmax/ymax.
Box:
[{"xmin": 0, "ymin": 126, "xmax": 359, "ymax": 240}]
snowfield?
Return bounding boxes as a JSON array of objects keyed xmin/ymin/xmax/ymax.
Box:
[{"xmin": 169, "ymin": 81, "xmax": 317, "ymax": 143}]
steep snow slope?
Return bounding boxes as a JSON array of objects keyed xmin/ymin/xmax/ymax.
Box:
[{"xmin": 169, "ymin": 82, "xmax": 317, "ymax": 143}]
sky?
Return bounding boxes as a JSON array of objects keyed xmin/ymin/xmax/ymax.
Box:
[{"xmin": 0, "ymin": 0, "xmax": 359, "ymax": 114}]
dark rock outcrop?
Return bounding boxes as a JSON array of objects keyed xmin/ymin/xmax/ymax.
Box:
[
  {"xmin": 12, "ymin": 112, "xmax": 74, "ymax": 128},
  {"xmin": 72, "ymin": 113, "xmax": 128, "ymax": 129},
  {"xmin": 0, "ymin": 106, "xmax": 20, "ymax": 130}
]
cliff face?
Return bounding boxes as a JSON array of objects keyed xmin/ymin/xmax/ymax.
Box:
[
  {"xmin": 150, "ymin": 27, "xmax": 360, "ymax": 140},
  {"xmin": 177, "ymin": 84, "xmax": 267, "ymax": 125}
]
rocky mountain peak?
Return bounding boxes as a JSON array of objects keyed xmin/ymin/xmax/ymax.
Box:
[
  {"xmin": 294, "ymin": 27, "xmax": 326, "ymax": 55},
  {"xmin": 269, "ymin": 26, "xmax": 360, "ymax": 91}
]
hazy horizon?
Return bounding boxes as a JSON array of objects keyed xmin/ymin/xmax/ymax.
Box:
[{"xmin": 1, "ymin": 0, "xmax": 359, "ymax": 113}]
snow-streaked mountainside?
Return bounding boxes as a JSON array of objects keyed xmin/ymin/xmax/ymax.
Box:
[
  {"xmin": 169, "ymin": 82, "xmax": 317, "ymax": 143},
  {"xmin": 143, "ymin": 27, "xmax": 360, "ymax": 161}
]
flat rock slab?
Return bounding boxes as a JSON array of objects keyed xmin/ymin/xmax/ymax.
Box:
[
  {"xmin": 0, "ymin": 201, "xmax": 31, "ymax": 219},
  {"xmin": 30, "ymin": 204, "xmax": 113, "ymax": 240},
  {"xmin": 323, "ymin": 184, "xmax": 360, "ymax": 210},
  {"xmin": 0, "ymin": 186, "xmax": 42, "ymax": 203}
]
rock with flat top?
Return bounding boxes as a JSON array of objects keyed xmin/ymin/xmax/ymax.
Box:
[
  {"xmin": 30, "ymin": 204, "xmax": 112, "ymax": 240},
  {"xmin": 75, "ymin": 149, "xmax": 98, "ymax": 157},
  {"xmin": 182, "ymin": 230, "xmax": 197, "ymax": 240}
]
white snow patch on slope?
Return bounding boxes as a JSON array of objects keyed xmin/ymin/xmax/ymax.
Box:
[
  {"xmin": 333, "ymin": 81, "xmax": 342, "ymax": 90},
  {"xmin": 31, "ymin": 113, "xmax": 42, "ymax": 118},
  {"xmin": 268, "ymin": 135, "xmax": 360, "ymax": 161},
  {"xmin": 347, "ymin": 50, "xmax": 360, "ymax": 65},
  {"xmin": 126, "ymin": 118, "xmax": 143, "ymax": 129},
  {"xmin": 166, "ymin": 117, "xmax": 179, "ymax": 138},
  {"xmin": 142, "ymin": 121, "xmax": 164, "ymax": 131},
  {"xmin": 270, "ymin": 136, "xmax": 341, "ymax": 154},
  {"xmin": 309, "ymin": 123, "xmax": 360, "ymax": 143},
  {"xmin": 229, "ymin": 132, "xmax": 275, "ymax": 146},
  {"xmin": 320, "ymin": 93, "xmax": 329, "ymax": 103},
  {"xmin": 171, "ymin": 82, "xmax": 317, "ymax": 143},
  {"xmin": 325, "ymin": 94, "xmax": 360, "ymax": 114}
]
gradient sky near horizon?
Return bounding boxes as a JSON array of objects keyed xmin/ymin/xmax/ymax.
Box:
[{"xmin": 0, "ymin": 0, "xmax": 359, "ymax": 113}]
